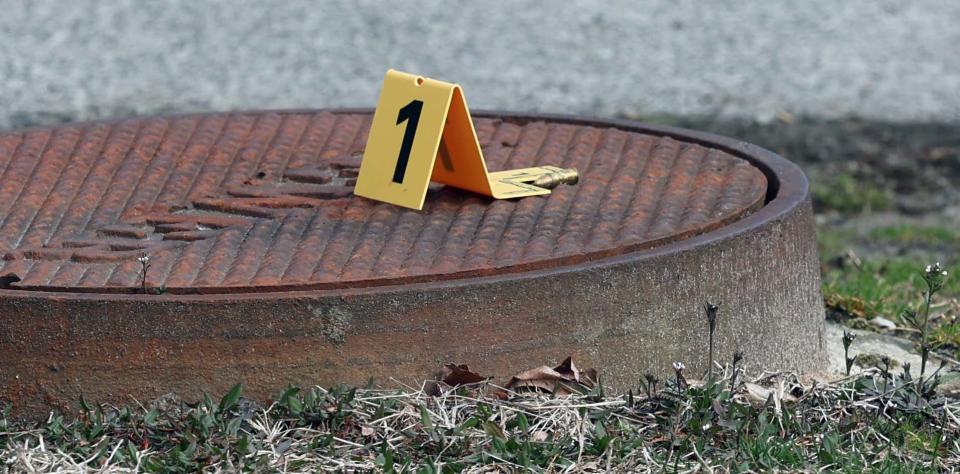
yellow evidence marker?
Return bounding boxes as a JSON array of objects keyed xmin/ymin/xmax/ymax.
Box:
[{"xmin": 354, "ymin": 69, "xmax": 578, "ymax": 210}]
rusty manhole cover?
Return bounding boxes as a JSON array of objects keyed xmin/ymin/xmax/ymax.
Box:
[
  {"xmin": 0, "ymin": 110, "xmax": 824, "ymax": 419},
  {"xmin": 0, "ymin": 111, "xmax": 765, "ymax": 293}
]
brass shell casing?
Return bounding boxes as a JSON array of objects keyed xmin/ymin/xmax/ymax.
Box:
[{"xmin": 531, "ymin": 168, "xmax": 579, "ymax": 189}]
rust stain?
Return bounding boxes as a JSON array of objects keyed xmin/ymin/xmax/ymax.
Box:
[
  {"xmin": 0, "ymin": 111, "xmax": 766, "ymax": 294},
  {"xmin": 0, "ymin": 111, "xmax": 828, "ymax": 422}
]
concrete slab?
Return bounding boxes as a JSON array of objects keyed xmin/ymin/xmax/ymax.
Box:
[{"xmin": 0, "ymin": 1, "xmax": 957, "ymax": 131}]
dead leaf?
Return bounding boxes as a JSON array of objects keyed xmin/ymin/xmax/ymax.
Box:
[
  {"xmin": 489, "ymin": 387, "xmax": 510, "ymax": 400},
  {"xmin": 744, "ymin": 382, "xmax": 797, "ymax": 408},
  {"xmin": 423, "ymin": 381, "xmax": 442, "ymax": 397},
  {"xmin": 553, "ymin": 356, "xmax": 581, "ymax": 381},
  {"xmin": 424, "ymin": 364, "xmax": 489, "ymax": 396},
  {"xmin": 580, "ymin": 368, "xmax": 598, "ymax": 387},
  {"xmin": 506, "ymin": 356, "xmax": 598, "ymax": 395},
  {"xmin": 826, "ymin": 294, "xmax": 868, "ymax": 319},
  {"xmin": 441, "ymin": 364, "xmax": 487, "ymax": 386},
  {"xmin": 711, "ymin": 398, "xmax": 727, "ymax": 418},
  {"xmin": 744, "ymin": 382, "xmax": 772, "ymax": 406}
]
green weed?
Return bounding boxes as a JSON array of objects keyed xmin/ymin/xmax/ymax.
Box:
[{"xmin": 812, "ymin": 173, "xmax": 893, "ymax": 214}]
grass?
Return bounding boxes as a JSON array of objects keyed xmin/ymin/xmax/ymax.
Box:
[
  {"xmin": 811, "ymin": 173, "xmax": 893, "ymax": 214},
  {"xmin": 869, "ymin": 225, "xmax": 960, "ymax": 248},
  {"xmin": 2, "ymin": 361, "xmax": 959, "ymax": 472},
  {"xmin": 822, "ymin": 258, "xmax": 959, "ymax": 320},
  {"xmin": 819, "ymin": 224, "xmax": 960, "ymax": 357}
]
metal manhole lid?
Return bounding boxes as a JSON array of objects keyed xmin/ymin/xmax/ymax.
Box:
[{"xmin": 0, "ymin": 110, "xmax": 766, "ymax": 294}]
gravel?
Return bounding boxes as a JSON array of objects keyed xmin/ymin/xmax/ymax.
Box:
[{"xmin": 1, "ymin": 0, "xmax": 958, "ymax": 130}]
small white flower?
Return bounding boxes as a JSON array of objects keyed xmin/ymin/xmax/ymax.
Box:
[
  {"xmin": 673, "ymin": 362, "xmax": 685, "ymax": 371},
  {"xmin": 138, "ymin": 254, "xmax": 150, "ymax": 264},
  {"xmin": 925, "ymin": 262, "xmax": 945, "ymax": 278}
]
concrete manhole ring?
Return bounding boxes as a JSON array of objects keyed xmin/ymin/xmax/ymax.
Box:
[{"xmin": 0, "ymin": 110, "xmax": 824, "ymax": 417}]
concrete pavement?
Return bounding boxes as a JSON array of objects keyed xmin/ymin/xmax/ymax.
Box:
[{"xmin": 0, "ymin": 0, "xmax": 957, "ymax": 130}]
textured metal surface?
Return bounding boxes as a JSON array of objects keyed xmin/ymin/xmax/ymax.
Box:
[
  {"xmin": 0, "ymin": 112, "xmax": 823, "ymax": 420},
  {"xmin": 0, "ymin": 111, "xmax": 766, "ymax": 293}
]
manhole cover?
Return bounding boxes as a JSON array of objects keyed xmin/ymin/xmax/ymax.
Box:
[
  {"xmin": 0, "ymin": 111, "xmax": 765, "ymax": 293},
  {"xmin": 0, "ymin": 110, "xmax": 823, "ymax": 419}
]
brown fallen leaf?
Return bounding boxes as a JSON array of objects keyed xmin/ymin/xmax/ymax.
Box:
[
  {"xmin": 424, "ymin": 364, "xmax": 489, "ymax": 396},
  {"xmin": 580, "ymin": 368, "xmax": 598, "ymax": 387},
  {"xmin": 423, "ymin": 380, "xmax": 442, "ymax": 397},
  {"xmin": 489, "ymin": 387, "xmax": 510, "ymax": 400},
  {"xmin": 441, "ymin": 364, "xmax": 487, "ymax": 386},
  {"xmin": 506, "ymin": 365, "xmax": 569, "ymax": 394},
  {"xmin": 556, "ymin": 356, "xmax": 598, "ymax": 388},
  {"xmin": 553, "ymin": 356, "xmax": 580, "ymax": 380},
  {"xmin": 506, "ymin": 356, "xmax": 598, "ymax": 395}
]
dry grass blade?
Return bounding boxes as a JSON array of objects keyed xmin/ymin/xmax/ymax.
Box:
[{"xmin": 2, "ymin": 365, "xmax": 958, "ymax": 472}]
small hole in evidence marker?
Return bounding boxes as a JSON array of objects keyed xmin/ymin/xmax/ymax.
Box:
[{"xmin": 416, "ymin": 77, "xmax": 424, "ymax": 86}]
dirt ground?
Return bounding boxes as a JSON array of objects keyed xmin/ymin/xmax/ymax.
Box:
[{"xmin": 676, "ymin": 116, "xmax": 959, "ymax": 214}]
